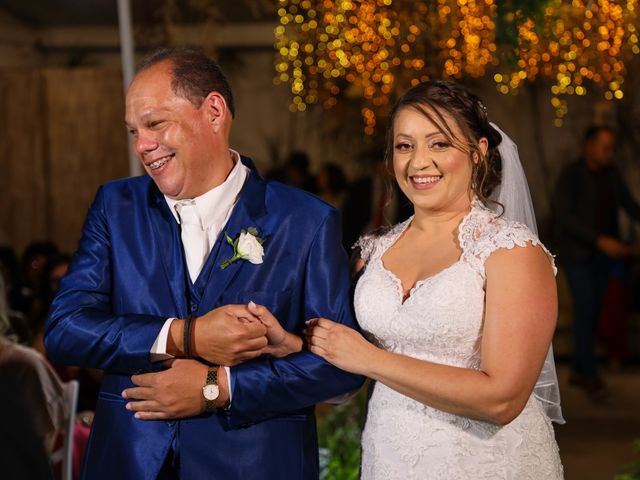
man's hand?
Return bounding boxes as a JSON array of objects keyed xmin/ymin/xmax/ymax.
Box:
[
  {"xmin": 122, "ymin": 360, "xmax": 229, "ymax": 420},
  {"xmin": 168, "ymin": 305, "xmax": 269, "ymax": 366}
]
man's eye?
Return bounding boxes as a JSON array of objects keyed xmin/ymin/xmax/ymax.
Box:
[{"xmin": 149, "ymin": 120, "xmax": 165, "ymax": 129}]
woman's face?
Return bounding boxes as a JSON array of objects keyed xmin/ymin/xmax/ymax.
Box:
[{"xmin": 392, "ymin": 106, "xmax": 482, "ymax": 215}]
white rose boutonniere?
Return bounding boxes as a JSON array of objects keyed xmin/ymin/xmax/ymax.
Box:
[{"xmin": 220, "ymin": 227, "xmax": 265, "ymax": 269}]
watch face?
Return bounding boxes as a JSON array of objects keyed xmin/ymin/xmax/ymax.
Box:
[{"xmin": 203, "ymin": 384, "xmax": 220, "ymax": 401}]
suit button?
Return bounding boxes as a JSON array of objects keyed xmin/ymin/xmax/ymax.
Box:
[{"xmin": 190, "ymin": 304, "xmax": 198, "ymax": 312}]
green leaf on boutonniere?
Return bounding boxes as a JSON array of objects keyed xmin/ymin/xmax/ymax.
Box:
[{"xmin": 220, "ymin": 227, "xmax": 266, "ymax": 270}]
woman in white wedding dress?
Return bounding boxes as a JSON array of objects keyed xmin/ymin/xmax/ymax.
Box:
[{"xmin": 305, "ymin": 81, "xmax": 564, "ymax": 479}]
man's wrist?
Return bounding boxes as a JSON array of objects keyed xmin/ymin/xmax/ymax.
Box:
[
  {"xmin": 183, "ymin": 315, "xmax": 196, "ymax": 359},
  {"xmin": 215, "ymin": 366, "xmax": 231, "ymax": 409},
  {"xmin": 167, "ymin": 319, "xmax": 185, "ymax": 356}
]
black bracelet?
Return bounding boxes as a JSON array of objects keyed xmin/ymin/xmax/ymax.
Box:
[{"xmin": 183, "ymin": 314, "xmax": 195, "ymax": 359}]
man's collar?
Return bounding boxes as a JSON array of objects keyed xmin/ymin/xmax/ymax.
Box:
[{"xmin": 164, "ymin": 149, "xmax": 249, "ymax": 227}]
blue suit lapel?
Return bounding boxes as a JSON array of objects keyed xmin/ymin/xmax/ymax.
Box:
[
  {"xmin": 202, "ymin": 156, "xmax": 268, "ymax": 309},
  {"xmin": 148, "ymin": 186, "xmax": 189, "ymax": 318}
]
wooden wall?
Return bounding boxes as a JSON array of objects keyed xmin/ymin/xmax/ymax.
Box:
[{"xmin": 0, "ymin": 68, "xmax": 129, "ymax": 255}]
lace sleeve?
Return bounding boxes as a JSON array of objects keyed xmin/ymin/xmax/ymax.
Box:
[
  {"xmin": 464, "ymin": 217, "xmax": 557, "ymax": 278},
  {"xmin": 352, "ymin": 233, "xmax": 377, "ymax": 264},
  {"xmin": 352, "ymin": 220, "xmax": 407, "ymax": 264}
]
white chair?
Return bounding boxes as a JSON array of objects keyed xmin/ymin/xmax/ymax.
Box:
[{"xmin": 50, "ymin": 380, "xmax": 79, "ymax": 480}]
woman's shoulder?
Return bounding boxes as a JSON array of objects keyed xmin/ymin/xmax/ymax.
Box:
[
  {"xmin": 460, "ymin": 202, "xmax": 555, "ymax": 274},
  {"xmin": 353, "ymin": 217, "xmax": 413, "ymax": 263},
  {"xmin": 0, "ymin": 340, "xmax": 46, "ymax": 368},
  {"xmin": 0, "ymin": 342, "xmax": 64, "ymax": 386}
]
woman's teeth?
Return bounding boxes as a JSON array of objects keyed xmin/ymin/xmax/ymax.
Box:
[{"xmin": 412, "ymin": 176, "xmax": 441, "ymax": 184}]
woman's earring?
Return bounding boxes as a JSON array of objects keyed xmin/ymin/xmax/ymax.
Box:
[{"xmin": 471, "ymin": 163, "xmax": 480, "ymax": 190}]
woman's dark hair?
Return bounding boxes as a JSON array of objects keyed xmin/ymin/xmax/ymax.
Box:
[{"xmin": 385, "ymin": 81, "xmax": 503, "ymax": 206}]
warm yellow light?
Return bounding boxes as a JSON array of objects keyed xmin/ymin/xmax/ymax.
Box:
[{"xmin": 275, "ymin": 0, "xmax": 640, "ymax": 132}]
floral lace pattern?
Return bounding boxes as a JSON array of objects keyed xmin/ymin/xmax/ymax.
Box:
[{"xmin": 354, "ymin": 202, "xmax": 563, "ymax": 480}]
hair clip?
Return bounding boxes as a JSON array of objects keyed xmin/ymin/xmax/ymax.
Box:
[{"xmin": 478, "ymin": 101, "xmax": 488, "ymax": 116}]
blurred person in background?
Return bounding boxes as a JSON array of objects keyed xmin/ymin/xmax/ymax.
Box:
[
  {"xmin": 0, "ymin": 246, "xmax": 24, "ymax": 311},
  {"xmin": 0, "ymin": 246, "xmax": 31, "ymax": 342},
  {"xmin": 267, "ymin": 150, "xmax": 318, "ymax": 193},
  {"xmin": 20, "ymin": 241, "xmax": 59, "ymax": 316},
  {"xmin": 0, "ymin": 274, "xmax": 66, "ymax": 480},
  {"xmin": 553, "ymin": 125, "xmax": 640, "ymax": 400},
  {"xmin": 317, "ymin": 163, "xmax": 349, "ymax": 211},
  {"xmin": 341, "ymin": 146, "xmax": 412, "ymax": 251},
  {"xmin": 30, "ymin": 253, "xmax": 102, "ymax": 415},
  {"xmin": 30, "ymin": 254, "xmax": 73, "ymax": 351}
]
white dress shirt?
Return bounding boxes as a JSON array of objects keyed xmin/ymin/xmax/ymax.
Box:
[{"xmin": 150, "ymin": 150, "xmax": 250, "ymax": 402}]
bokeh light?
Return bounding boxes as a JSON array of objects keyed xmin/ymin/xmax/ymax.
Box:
[{"xmin": 275, "ymin": 0, "xmax": 639, "ymax": 133}]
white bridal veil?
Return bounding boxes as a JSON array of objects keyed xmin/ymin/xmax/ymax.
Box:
[{"xmin": 489, "ymin": 123, "xmax": 565, "ymax": 424}]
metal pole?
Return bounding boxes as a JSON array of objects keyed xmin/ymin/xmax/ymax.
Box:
[{"xmin": 117, "ymin": 0, "xmax": 142, "ymax": 177}]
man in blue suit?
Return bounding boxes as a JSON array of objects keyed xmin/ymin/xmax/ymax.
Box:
[{"xmin": 45, "ymin": 48, "xmax": 363, "ymax": 479}]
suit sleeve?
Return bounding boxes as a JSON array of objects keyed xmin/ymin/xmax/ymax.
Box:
[
  {"xmin": 225, "ymin": 209, "xmax": 366, "ymax": 427},
  {"xmin": 44, "ymin": 186, "xmax": 168, "ymax": 374}
]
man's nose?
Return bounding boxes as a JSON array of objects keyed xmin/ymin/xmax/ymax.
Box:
[{"xmin": 134, "ymin": 131, "xmax": 159, "ymax": 156}]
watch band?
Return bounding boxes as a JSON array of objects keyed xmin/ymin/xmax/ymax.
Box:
[{"xmin": 204, "ymin": 368, "xmax": 218, "ymax": 412}]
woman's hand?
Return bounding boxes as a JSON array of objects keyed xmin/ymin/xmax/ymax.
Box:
[
  {"xmin": 305, "ymin": 318, "xmax": 378, "ymax": 375},
  {"xmin": 247, "ymin": 302, "xmax": 303, "ymax": 357}
]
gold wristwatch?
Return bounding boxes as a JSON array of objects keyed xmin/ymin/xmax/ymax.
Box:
[{"xmin": 202, "ymin": 367, "xmax": 220, "ymax": 412}]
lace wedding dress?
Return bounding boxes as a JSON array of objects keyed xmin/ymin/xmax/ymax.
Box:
[{"xmin": 355, "ymin": 201, "xmax": 563, "ymax": 480}]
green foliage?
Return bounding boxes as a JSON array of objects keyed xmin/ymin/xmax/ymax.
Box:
[
  {"xmin": 494, "ymin": 0, "xmax": 554, "ymax": 66},
  {"xmin": 317, "ymin": 388, "xmax": 368, "ymax": 480},
  {"xmin": 615, "ymin": 440, "xmax": 640, "ymax": 480}
]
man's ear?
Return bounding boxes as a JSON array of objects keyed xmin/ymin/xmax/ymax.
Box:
[{"xmin": 202, "ymin": 92, "xmax": 228, "ymax": 131}]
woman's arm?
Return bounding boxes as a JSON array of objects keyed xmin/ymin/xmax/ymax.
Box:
[{"xmin": 307, "ymin": 243, "xmax": 557, "ymax": 425}]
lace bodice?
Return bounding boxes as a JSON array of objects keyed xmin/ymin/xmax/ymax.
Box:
[{"xmin": 354, "ymin": 202, "xmax": 563, "ymax": 480}]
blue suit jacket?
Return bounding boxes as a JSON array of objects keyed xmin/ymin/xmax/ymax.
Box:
[{"xmin": 45, "ymin": 157, "xmax": 364, "ymax": 480}]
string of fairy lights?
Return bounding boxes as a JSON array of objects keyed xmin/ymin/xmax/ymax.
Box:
[{"xmin": 273, "ymin": 0, "xmax": 639, "ymax": 132}]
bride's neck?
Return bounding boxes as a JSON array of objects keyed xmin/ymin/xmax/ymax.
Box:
[{"xmin": 411, "ymin": 202, "xmax": 472, "ymax": 234}]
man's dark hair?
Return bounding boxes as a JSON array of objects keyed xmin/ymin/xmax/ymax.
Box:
[
  {"xmin": 584, "ymin": 125, "xmax": 616, "ymax": 142},
  {"xmin": 137, "ymin": 48, "xmax": 235, "ymax": 117}
]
